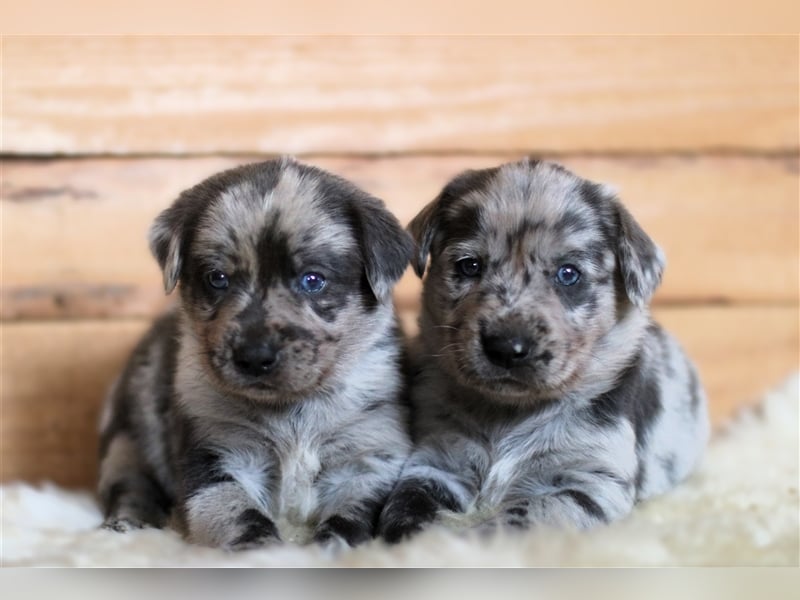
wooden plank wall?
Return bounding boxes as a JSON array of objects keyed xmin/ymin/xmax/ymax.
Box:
[{"xmin": 2, "ymin": 36, "xmax": 798, "ymax": 488}]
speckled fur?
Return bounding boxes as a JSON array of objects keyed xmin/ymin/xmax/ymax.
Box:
[
  {"xmin": 379, "ymin": 159, "xmax": 709, "ymax": 542},
  {"xmin": 98, "ymin": 157, "xmax": 414, "ymax": 550}
]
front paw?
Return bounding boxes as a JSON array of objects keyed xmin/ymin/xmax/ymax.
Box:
[
  {"xmin": 313, "ymin": 515, "xmax": 373, "ymax": 548},
  {"xmin": 379, "ymin": 511, "xmax": 433, "ymax": 544},
  {"xmin": 499, "ymin": 503, "xmax": 532, "ymax": 529},
  {"xmin": 102, "ymin": 516, "xmax": 148, "ymax": 533},
  {"xmin": 378, "ymin": 486, "xmax": 440, "ymax": 544},
  {"xmin": 470, "ymin": 503, "xmax": 531, "ymax": 537},
  {"xmin": 223, "ymin": 508, "xmax": 281, "ymax": 551}
]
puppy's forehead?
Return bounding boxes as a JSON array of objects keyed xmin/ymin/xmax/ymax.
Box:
[
  {"xmin": 463, "ymin": 161, "xmax": 591, "ymax": 228},
  {"xmin": 196, "ymin": 163, "xmax": 354, "ymax": 255}
]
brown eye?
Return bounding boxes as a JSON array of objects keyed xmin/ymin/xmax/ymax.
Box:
[{"xmin": 456, "ymin": 257, "xmax": 482, "ymax": 278}]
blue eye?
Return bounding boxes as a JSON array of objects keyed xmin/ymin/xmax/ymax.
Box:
[
  {"xmin": 456, "ymin": 257, "xmax": 482, "ymax": 278},
  {"xmin": 300, "ymin": 272, "xmax": 326, "ymax": 293},
  {"xmin": 207, "ymin": 270, "xmax": 229, "ymax": 290},
  {"xmin": 555, "ymin": 264, "xmax": 581, "ymax": 286}
]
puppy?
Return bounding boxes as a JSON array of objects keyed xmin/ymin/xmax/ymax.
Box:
[
  {"xmin": 98, "ymin": 157, "xmax": 414, "ymax": 550},
  {"xmin": 379, "ymin": 159, "xmax": 709, "ymax": 542}
]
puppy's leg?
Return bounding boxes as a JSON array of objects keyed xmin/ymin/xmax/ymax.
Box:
[
  {"xmin": 98, "ymin": 432, "xmax": 171, "ymax": 531},
  {"xmin": 635, "ymin": 328, "xmax": 709, "ymax": 500},
  {"xmin": 98, "ymin": 314, "xmax": 178, "ymax": 531},
  {"xmin": 313, "ymin": 452, "xmax": 408, "ymax": 548},
  {"xmin": 378, "ymin": 441, "xmax": 485, "ymax": 543},
  {"xmin": 493, "ymin": 433, "xmax": 638, "ymax": 531},
  {"xmin": 495, "ymin": 472, "xmax": 635, "ymax": 531},
  {"xmin": 178, "ymin": 445, "xmax": 281, "ymax": 551}
]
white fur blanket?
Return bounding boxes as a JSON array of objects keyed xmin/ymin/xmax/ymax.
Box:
[{"xmin": 3, "ymin": 374, "xmax": 798, "ymax": 567}]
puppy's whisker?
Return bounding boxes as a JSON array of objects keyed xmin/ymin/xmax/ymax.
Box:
[{"xmin": 437, "ymin": 342, "xmax": 465, "ymax": 353}]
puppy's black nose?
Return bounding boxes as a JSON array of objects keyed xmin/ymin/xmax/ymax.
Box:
[
  {"xmin": 481, "ymin": 333, "xmax": 532, "ymax": 369},
  {"xmin": 233, "ymin": 342, "xmax": 279, "ymax": 376}
]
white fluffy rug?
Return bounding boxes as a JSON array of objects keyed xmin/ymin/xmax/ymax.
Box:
[{"xmin": 3, "ymin": 374, "xmax": 798, "ymax": 567}]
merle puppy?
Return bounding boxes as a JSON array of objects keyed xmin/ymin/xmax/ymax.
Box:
[
  {"xmin": 98, "ymin": 157, "xmax": 414, "ymax": 550},
  {"xmin": 379, "ymin": 159, "xmax": 709, "ymax": 542}
]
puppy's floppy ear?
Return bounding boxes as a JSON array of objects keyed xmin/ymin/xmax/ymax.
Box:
[
  {"xmin": 148, "ymin": 196, "xmax": 197, "ymax": 294},
  {"xmin": 407, "ymin": 197, "xmax": 441, "ymax": 278},
  {"xmin": 408, "ymin": 167, "xmax": 498, "ymax": 278},
  {"xmin": 353, "ymin": 196, "xmax": 414, "ymax": 302},
  {"xmin": 612, "ymin": 195, "xmax": 666, "ymax": 308}
]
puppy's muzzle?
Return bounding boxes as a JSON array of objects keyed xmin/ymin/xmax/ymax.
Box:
[
  {"xmin": 233, "ymin": 338, "xmax": 280, "ymax": 377},
  {"xmin": 480, "ymin": 329, "xmax": 534, "ymax": 370}
]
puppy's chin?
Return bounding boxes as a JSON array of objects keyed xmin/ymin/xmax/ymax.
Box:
[
  {"xmin": 207, "ymin": 364, "xmax": 330, "ymax": 406},
  {"xmin": 442, "ymin": 354, "xmax": 581, "ymax": 408},
  {"xmin": 474, "ymin": 380, "xmax": 554, "ymax": 407},
  {"xmin": 469, "ymin": 376, "xmax": 562, "ymax": 407}
]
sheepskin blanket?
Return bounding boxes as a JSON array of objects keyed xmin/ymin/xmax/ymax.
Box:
[{"xmin": 3, "ymin": 375, "xmax": 798, "ymax": 567}]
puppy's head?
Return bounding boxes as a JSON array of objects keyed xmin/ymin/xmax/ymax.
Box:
[
  {"xmin": 410, "ymin": 159, "xmax": 664, "ymax": 404},
  {"xmin": 149, "ymin": 157, "xmax": 413, "ymax": 403}
]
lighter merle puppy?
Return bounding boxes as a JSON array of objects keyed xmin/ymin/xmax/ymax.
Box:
[
  {"xmin": 98, "ymin": 157, "xmax": 414, "ymax": 550},
  {"xmin": 379, "ymin": 159, "xmax": 709, "ymax": 542}
]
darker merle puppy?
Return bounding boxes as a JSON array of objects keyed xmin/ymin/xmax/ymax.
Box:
[
  {"xmin": 98, "ymin": 157, "xmax": 414, "ymax": 550},
  {"xmin": 379, "ymin": 159, "xmax": 709, "ymax": 542}
]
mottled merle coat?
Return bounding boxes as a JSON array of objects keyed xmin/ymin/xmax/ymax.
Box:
[
  {"xmin": 378, "ymin": 159, "xmax": 709, "ymax": 542},
  {"xmin": 98, "ymin": 157, "xmax": 414, "ymax": 550}
]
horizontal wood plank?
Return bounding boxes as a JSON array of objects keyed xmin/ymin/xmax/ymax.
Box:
[
  {"xmin": 4, "ymin": 36, "xmax": 798, "ymax": 155},
  {"xmin": 2, "ymin": 306, "xmax": 797, "ymax": 488},
  {"xmin": 3, "ymin": 1, "xmax": 800, "ymax": 36},
  {"xmin": 1, "ymin": 320, "xmax": 148, "ymax": 489},
  {"xmin": 2, "ymin": 155, "xmax": 797, "ymax": 320}
]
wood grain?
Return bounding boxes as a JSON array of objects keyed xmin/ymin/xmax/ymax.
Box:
[
  {"xmin": 1, "ymin": 320, "xmax": 148, "ymax": 489},
  {"xmin": 2, "ymin": 33, "xmax": 796, "ymax": 500},
  {"xmin": 3, "ymin": 1, "xmax": 800, "ymax": 36},
  {"xmin": 2, "ymin": 306, "xmax": 796, "ymax": 488},
  {"xmin": 2, "ymin": 155, "xmax": 797, "ymax": 320},
  {"xmin": 4, "ymin": 36, "xmax": 797, "ymax": 155}
]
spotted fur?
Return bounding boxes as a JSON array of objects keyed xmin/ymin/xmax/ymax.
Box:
[
  {"xmin": 98, "ymin": 157, "xmax": 414, "ymax": 550},
  {"xmin": 379, "ymin": 159, "xmax": 709, "ymax": 542}
]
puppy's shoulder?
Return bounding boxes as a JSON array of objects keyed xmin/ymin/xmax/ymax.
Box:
[
  {"xmin": 641, "ymin": 319, "xmax": 706, "ymax": 420},
  {"xmin": 128, "ymin": 310, "xmax": 182, "ymax": 375},
  {"xmin": 103, "ymin": 310, "xmax": 181, "ymax": 428},
  {"xmin": 588, "ymin": 318, "xmax": 705, "ymax": 438},
  {"xmin": 586, "ymin": 330, "xmax": 663, "ymax": 441}
]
